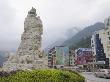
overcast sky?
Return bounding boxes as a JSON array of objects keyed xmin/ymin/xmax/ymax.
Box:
[{"xmin": 0, "ymin": 0, "xmax": 110, "ymax": 51}]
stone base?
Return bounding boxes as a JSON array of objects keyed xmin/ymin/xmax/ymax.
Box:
[{"xmin": 3, "ymin": 58, "xmax": 48, "ymax": 71}]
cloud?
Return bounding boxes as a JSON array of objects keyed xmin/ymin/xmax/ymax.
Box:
[
  {"xmin": 39, "ymin": 0, "xmax": 110, "ymax": 48},
  {"xmin": 0, "ymin": 0, "xmax": 18, "ymax": 51},
  {"xmin": 0, "ymin": 0, "xmax": 110, "ymax": 51}
]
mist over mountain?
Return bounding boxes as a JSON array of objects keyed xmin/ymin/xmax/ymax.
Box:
[
  {"xmin": 44, "ymin": 22, "xmax": 105, "ymax": 52},
  {"xmin": 65, "ymin": 27, "xmax": 82, "ymax": 40},
  {"xmin": 62, "ymin": 22, "xmax": 105, "ymax": 48},
  {"xmin": 44, "ymin": 27, "xmax": 82, "ymax": 53}
]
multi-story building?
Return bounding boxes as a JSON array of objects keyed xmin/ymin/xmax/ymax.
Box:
[
  {"xmin": 48, "ymin": 47, "xmax": 56, "ymax": 68},
  {"xmin": 48, "ymin": 46, "xmax": 69, "ymax": 68},
  {"xmin": 75, "ymin": 48, "xmax": 93, "ymax": 65},
  {"xmin": 69, "ymin": 49, "xmax": 76, "ymax": 66},
  {"xmin": 75, "ymin": 48, "xmax": 93, "ymax": 71},
  {"xmin": 91, "ymin": 17, "xmax": 110, "ymax": 68}
]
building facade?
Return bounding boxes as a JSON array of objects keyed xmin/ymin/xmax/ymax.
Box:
[
  {"xmin": 69, "ymin": 49, "xmax": 76, "ymax": 66},
  {"xmin": 75, "ymin": 48, "xmax": 93, "ymax": 71},
  {"xmin": 48, "ymin": 46, "xmax": 69, "ymax": 68},
  {"xmin": 75, "ymin": 48, "xmax": 93, "ymax": 65},
  {"xmin": 91, "ymin": 17, "xmax": 110, "ymax": 68}
]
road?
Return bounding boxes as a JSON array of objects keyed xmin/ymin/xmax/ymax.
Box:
[{"xmin": 81, "ymin": 72, "xmax": 110, "ymax": 82}]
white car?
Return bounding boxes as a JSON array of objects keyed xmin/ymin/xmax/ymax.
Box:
[{"xmin": 94, "ymin": 69, "xmax": 110, "ymax": 78}]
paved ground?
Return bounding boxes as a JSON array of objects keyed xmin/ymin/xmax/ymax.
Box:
[{"xmin": 81, "ymin": 72, "xmax": 110, "ymax": 82}]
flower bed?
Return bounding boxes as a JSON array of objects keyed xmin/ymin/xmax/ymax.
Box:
[{"xmin": 0, "ymin": 69, "xmax": 85, "ymax": 82}]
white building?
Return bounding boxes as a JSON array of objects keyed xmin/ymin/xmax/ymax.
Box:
[{"xmin": 91, "ymin": 17, "xmax": 110, "ymax": 67}]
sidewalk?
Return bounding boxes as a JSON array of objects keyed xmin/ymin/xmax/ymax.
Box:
[
  {"xmin": 87, "ymin": 80, "xmax": 94, "ymax": 82},
  {"xmin": 86, "ymin": 79, "xmax": 99, "ymax": 82},
  {"xmin": 81, "ymin": 72, "xmax": 98, "ymax": 82}
]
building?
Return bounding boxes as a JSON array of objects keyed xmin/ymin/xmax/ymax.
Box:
[
  {"xmin": 48, "ymin": 46, "xmax": 69, "ymax": 68},
  {"xmin": 91, "ymin": 32, "xmax": 108, "ymax": 68},
  {"xmin": 91, "ymin": 17, "xmax": 110, "ymax": 68},
  {"xmin": 69, "ymin": 49, "xmax": 76, "ymax": 66},
  {"xmin": 75, "ymin": 48, "xmax": 93, "ymax": 71},
  {"xmin": 48, "ymin": 47, "xmax": 56, "ymax": 68},
  {"xmin": 75, "ymin": 48, "xmax": 93, "ymax": 65}
]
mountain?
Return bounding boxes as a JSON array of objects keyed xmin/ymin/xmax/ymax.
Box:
[
  {"xmin": 44, "ymin": 22, "xmax": 105, "ymax": 53},
  {"xmin": 62, "ymin": 22, "xmax": 105, "ymax": 49},
  {"xmin": 44, "ymin": 38, "xmax": 65, "ymax": 53},
  {"xmin": 44, "ymin": 27, "xmax": 82, "ymax": 53}
]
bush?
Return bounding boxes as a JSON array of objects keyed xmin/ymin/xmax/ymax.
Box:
[
  {"xmin": 63, "ymin": 69, "xmax": 81, "ymax": 76},
  {"xmin": 0, "ymin": 69, "xmax": 85, "ymax": 82}
]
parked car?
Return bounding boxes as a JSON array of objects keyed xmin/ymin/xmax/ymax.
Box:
[{"xmin": 94, "ymin": 69, "xmax": 110, "ymax": 78}]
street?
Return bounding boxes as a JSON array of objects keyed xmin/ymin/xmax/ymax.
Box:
[{"xmin": 81, "ymin": 72, "xmax": 110, "ymax": 82}]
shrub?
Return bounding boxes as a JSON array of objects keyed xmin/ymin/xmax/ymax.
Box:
[{"xmin": 0, "ymin": 69, "xmax": 85, "ymax": 82}]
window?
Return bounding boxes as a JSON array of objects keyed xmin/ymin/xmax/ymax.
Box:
[
  {"xmin": 96, "ymin": 34, "xmax": 99, "ymax": 37},
  {"xmin": 109, "ymin": 37, "xmax": 110, "ymax": 40},
  {"xmin": 101, "ymin": 70, "xmax": 105, "ymax": 72},
  {"xmin": 108, "ymin": 32, "xmax": 110, "ymax": 35}
]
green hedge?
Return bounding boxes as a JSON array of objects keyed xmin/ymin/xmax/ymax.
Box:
[{"xmin": 0, "ymin": 69, "xmax": 85, "ymax": 82}]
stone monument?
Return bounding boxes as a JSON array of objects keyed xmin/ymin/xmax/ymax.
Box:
[{"xmin": 3, "ymin": 7, "xmax": 48, "ymax": 71}]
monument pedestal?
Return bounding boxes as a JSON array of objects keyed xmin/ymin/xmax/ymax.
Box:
[{"xmin": 3, "ymin": 7, "xmax": 48, "ymax": 71}]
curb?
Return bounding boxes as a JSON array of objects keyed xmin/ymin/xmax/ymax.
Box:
[{"xmin": 86, "ymin": 78, "xmax": 99, "ymax": 82}]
